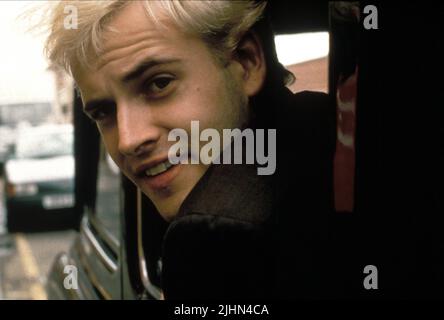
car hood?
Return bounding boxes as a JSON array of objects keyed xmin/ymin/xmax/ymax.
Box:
[{"xmin": 5, "ymin": 155, "xmax": 74, "ymax": 184}]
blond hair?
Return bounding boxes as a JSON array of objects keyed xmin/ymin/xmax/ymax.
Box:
[{"xmin": 43, "ymin": 0, "xmax": 267, "ymax": 74}]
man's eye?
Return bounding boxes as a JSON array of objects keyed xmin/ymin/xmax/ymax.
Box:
[
  {"xmin": 89, "ymin": 108, "xmax": 112, "ymax": 121},
  {"xmin": 145, "ymin": 76, "xmax": 174, "ymax": 95}
]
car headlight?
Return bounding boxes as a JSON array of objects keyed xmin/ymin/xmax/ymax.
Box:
[{"xmin": 6, "ymin": 182, "xmax": 38, "ymax": 197}]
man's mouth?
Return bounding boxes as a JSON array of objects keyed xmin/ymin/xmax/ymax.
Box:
[
  {"xmin": 144, "ymin": 160, "xmax": 175, "ymax": 177},
  {"xmin": 134, "ymin": 158, "xmax": 181, "ymax": 191}
]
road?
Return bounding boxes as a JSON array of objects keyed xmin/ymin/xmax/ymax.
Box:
[{"xmin": 0, "ymin": 178, "xmax": 77, "ymax": 300}]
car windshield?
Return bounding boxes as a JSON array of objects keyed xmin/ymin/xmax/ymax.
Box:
[{"xmin": 15, "ymin": 127, "xmax": 73, "ymax": 159}]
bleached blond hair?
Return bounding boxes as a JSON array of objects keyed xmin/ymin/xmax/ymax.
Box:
[{"xmin": 42, "ymin": 0, "xmax": 267, "ymax": 74}]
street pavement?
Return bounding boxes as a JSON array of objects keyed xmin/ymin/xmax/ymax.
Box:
[{"xmin": 0, "ymin": 177, "xmax": 77, "ymax": 300}]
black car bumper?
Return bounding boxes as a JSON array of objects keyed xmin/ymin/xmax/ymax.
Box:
[{"xmin": 6, "ymin": 194, "xmax": 77, "ymax": 232}]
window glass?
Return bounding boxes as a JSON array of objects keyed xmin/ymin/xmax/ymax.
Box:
[
  {"xmin": 94, "ymin": 144, "xmax": 121, "ymax": 243},
  {"xmin": 274, "ymin": 32, "xmax": 329, "ymax": 93}
]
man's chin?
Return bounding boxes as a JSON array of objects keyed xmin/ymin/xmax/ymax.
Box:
[
  {"xmin": 150, "ymin": 197, "xmax": 182, "ymax": 222},
  {"xmin": 139, "ymin": 164, "xmax": 210, "ymax": 221},
  {"xmin": 142, "ymin": 187, "xmax": 185, "ymax": 222}
]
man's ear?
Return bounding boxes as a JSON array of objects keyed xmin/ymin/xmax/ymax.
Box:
[{"xmin": 232, "ymin": 31, "xmax": 267, "ymax": 97}]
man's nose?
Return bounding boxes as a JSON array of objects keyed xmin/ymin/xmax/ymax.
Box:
[{"xmin": 117, "ymin": 103, "xmax": 161, "ymax": 157}]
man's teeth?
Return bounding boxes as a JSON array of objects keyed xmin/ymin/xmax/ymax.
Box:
[{"xmin": 145, "ymin": 161, "xmax": 174, "ymax": 177}]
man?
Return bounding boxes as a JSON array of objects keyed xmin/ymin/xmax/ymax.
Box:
[{"xmin": 45, "ymin": 0, "xmax": 338, "ymax": 299}]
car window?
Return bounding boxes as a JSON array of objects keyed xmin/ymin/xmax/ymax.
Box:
[
  {"xmin": 274, "ymin": 31, "xmax": 329, "ymax": 93},
  {"xmin": 94, "ymin": 143, "xmax": 121, "ymax": 243}
]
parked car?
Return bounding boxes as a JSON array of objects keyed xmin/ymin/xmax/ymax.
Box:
[
  {"xmin": 4, "ymin": 124, "xmax": 77, "ymax": 232},
  {"xmin": 0, "ymin": 101, "xmax": 53, "ymax": 173}
]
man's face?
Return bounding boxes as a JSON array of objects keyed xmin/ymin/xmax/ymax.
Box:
[{"xmin": 72, "ymin": 2, "xmax": 249, "ymax": 221}]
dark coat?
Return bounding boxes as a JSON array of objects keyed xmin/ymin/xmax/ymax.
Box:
[{"xmin": 160, "ymin": 88, "xmax": 345, "ymax": 300}]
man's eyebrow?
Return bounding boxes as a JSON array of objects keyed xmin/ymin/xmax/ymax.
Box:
[
  {"xmin": 83, "ymin": 98, "xmax": 115, "ymax": 113},
  {"xmin": 121, "ymin": 58, "xmax": 181, "ymax": 83}
]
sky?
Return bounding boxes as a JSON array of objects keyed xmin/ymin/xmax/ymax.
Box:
[
  {"xmin": 0, "ymin": 1, "xmax": 328, "ymax": 105},
  {"xmin": 0, "ymin": 1, "xmax": 55, "ymax": 105},
  {"xmin": 275, "ymin": 32, "xmax": 329, "ymax": 66}
]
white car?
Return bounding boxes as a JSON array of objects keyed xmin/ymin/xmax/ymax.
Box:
[{"xmin": 4, "ymin": 124, "xmax": 76, "ymax": 232}]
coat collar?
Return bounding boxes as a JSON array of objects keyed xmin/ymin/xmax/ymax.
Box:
[{"xmin": 175, "ymin": 161, "xmax": 274, "ymax": 225}]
